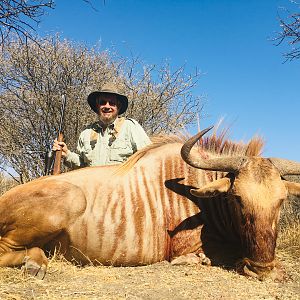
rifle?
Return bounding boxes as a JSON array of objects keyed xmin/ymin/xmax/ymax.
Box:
[{"xmin": 44, "ymin": 95, "xmax": 67, "ymax": 176}]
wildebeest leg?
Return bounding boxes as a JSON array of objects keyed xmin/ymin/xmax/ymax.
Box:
[
  {"xmin": 0, "ymin": 179, "xmax": 87, "ymax": 277},
  {"xmin": 171, "ymin": 253, "xmax": 211, "ymax": 266},
  {"xmin": 0, "ymin": 246, "xmax": 48, "ymax": 279}
]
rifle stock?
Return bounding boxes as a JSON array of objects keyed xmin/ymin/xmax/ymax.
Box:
[{"xmin": 53, "ymin": 132, "xmax": 63, "ymax": 175}]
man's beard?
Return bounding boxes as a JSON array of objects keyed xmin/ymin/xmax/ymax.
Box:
[{"xmin": 98, "ymin": 111, "xmax": 118, "ymax": 126}]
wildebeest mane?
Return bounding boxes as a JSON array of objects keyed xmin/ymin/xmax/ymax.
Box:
[{"xmin": 116, "ymin": 128, "xmax": 264, "ymax": 174}]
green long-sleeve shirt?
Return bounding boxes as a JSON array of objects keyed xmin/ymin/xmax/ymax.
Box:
[{"xmin": 64, "ymin": 118, "xmax": 151, "ymax": 169}]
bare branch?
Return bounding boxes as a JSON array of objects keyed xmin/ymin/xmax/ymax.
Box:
[
  {"xmin": 0, "ymin": 0, "xmax": 55, "ymax": 45},
  {"xmin": 274, "ymin": 2, "xmax": 300, "ymax": 61}
]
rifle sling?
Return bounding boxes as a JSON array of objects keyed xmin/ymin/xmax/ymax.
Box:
[{"xmin": 90, "ymin": 117, "xmax": 125, "ymax": 142}]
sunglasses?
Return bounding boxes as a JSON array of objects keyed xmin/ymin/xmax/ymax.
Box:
[{"xmin": 97, "ymin": 99, "xmax": 119, "ymax": 107}]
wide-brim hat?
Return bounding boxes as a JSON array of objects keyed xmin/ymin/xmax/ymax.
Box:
[{"xmin": 87, "ymin": 83, "xmax": 128, "ymax": 115}]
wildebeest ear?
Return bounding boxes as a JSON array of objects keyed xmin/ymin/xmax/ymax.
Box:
[
  {"xmin": 284, "ymin": 181, "xmax": 300, "ymax": 197},
  {"xmin": 190, "ymin": 177, "xmax": 231, "ymax": 198}
]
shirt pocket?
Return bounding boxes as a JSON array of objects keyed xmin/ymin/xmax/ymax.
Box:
[{"xmin": 109, "ymin": 139, "xmax": 133, "ymax": 163}]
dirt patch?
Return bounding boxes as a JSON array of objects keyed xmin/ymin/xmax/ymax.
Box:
[{"xmin": 0, "ymin": 250, "xmax": 299, "ymax": 300}]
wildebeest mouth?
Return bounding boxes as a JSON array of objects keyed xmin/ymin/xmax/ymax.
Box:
[{"xmin": 238, "ymin": 258, "xmax": 283, "ymax": 281}]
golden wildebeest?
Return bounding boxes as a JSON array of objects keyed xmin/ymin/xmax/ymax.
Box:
[{"xmin": 0, "ymin": 127, "xmax": 299, "ymax": 280}]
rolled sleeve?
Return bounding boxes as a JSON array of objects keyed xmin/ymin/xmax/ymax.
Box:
[
  {"xmin": 63, "ymin": 133, "xmax": 88, "ymax": 169},
  {"xmin": 64, "ymin": 150, "xmax": 81, "ymax": 169}
]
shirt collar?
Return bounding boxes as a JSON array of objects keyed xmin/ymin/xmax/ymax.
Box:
[{"xmin": 94, "ymin": 118, "xmax": 119, "ymax": 133}]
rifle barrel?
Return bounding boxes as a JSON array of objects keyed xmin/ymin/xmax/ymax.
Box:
[
  {"xmin": 52, "ymin": 95, "xmax": 67, "ymax": 175},
  {"xmin": 58, "ymin": 95, "xmax": 67, "ymax": 133},
  {"xmin": 44, "ymin": 149, "xmax": 54, "ymax": 176}
]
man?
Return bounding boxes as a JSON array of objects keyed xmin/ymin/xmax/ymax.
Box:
[{"xmin": 53, "ymin": 83, "xmax": 151, "ymax": 169}]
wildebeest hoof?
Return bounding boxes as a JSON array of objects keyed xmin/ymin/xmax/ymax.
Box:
[
  {"xmin": 197, "ymin": 253, "xmax": 211, "ymax": 266},
  {"xmin": 171, "ymin": 253, "xmax": 211, "ymax": 266},
  {"xmin": 22, "ymin": 256, "xmax": 47, "ymax": 279}
]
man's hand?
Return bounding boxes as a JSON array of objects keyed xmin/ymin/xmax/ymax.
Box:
[{"xmin": 52, "ymin": 139, "xmax": 69, "ymax": 158}]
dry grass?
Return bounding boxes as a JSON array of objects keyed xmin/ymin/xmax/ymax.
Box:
[
  {"xmin": 0, "ymin": 248, "xmax": 299, "ymax": 300},
  {"xmin": 278, "ymin": 196, "xmax": 300, "ymax": 262},
  {"xmin": 278, "ymin": 221, "xmax": 300, "ymax": 258}
]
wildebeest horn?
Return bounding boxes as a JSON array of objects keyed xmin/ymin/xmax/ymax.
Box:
[
  {"xmin": 269, "ymin": 158, "xmax": 300, "ymax": 176},
  {"xmin": 181, "ymin": 126, "xmax": 246, "ymax": 173}
]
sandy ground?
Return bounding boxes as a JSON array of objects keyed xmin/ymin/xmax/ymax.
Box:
[{"xmin": 0, "ymin": 250, "xmax": 299, "ymax": 300}]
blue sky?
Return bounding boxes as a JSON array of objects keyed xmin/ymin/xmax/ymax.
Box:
[{"xmin": 38, "ymin": 0, "xmax": 299, "ymax": 160}]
